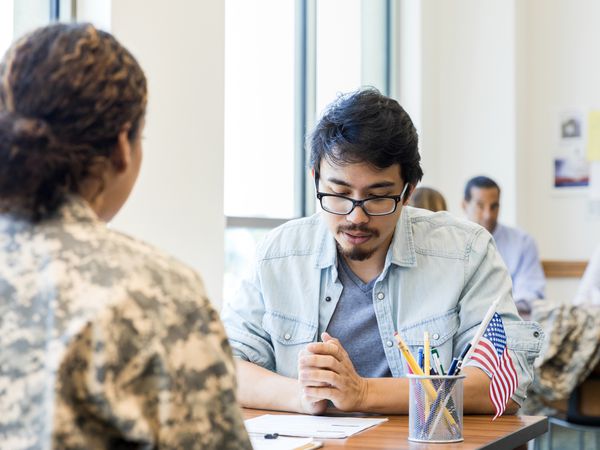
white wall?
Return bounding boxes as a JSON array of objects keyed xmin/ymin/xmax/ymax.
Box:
[
  {"xmin": 410, "ymin": 0, "xmax": 600, "ymax": 302},
  {"xmin": 516, "ymin": 0, "xmax": 600, "ymax": 301},
  {"xmin": 517, "ymin": 0, "xmax": 600, "ymax": 261},
  {"xmin": 12, "ymin": 0, "xmax": 50, "ymax": 37},
  {"xmin": 416, "ymin": 0, "xmax": 518, "ymax": 224},
  {"xmin": 79, "ymin": 0, "xmax": 226, "ymax": 306}
]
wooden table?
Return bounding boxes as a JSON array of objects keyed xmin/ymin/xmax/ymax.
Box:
[{"xmin": 244, "ymin": 409, "xmax": 547, "ymax": 450}]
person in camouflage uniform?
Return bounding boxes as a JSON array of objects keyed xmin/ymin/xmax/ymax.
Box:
[
  {"xmin": 523, "ymin": 299, "xmax": 600, "ymax": 417},
  {"xmin": 0, "ymin": 23, "xmax": 251, "ymax": 449}
]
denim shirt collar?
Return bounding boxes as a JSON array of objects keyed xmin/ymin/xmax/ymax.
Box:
[{"xmin": 313, "ymin": 207, "xmax": 418, "ymax": 270}]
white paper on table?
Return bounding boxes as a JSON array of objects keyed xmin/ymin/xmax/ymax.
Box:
[
  {"xmin": 245, "ymin": 414, "xmax": 388, "ymax": 439},
  {"xmin": 249, "ymin": 435, "xmax": 322, "ymax": 450}
]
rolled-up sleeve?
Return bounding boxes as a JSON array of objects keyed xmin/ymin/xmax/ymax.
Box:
[
  {"xmin": 456, "ymin": 228, "xmax": 545, "ymax": 405},
  {"xmin": 221, "ymin": 260, "xmax": 276, "ymax": 371}
]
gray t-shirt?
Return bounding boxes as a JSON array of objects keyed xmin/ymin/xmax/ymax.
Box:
[{"xmin": 326, "ymin": 256, "xmax": 392, "ymax": 378}]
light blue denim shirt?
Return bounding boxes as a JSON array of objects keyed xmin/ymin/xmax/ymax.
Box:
[{"xmin": 221, "ymin": 207, "xmax": 544, "ymax": 404}]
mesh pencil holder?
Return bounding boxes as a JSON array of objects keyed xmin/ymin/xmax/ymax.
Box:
[{"xmin": 405, "ymin": 374, "xmax": 466, "ymax": 443}]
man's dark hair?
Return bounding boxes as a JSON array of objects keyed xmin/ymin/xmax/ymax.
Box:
[
  {"xmin": 309, "ymin": 87, "xmax": 423, "ymax": 189},
  {"xmin": 464, "ymin": 176, "xmax": 501, "ymax": 201}
]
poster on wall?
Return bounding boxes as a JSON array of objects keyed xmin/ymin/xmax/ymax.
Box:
[
  {"xmin": 554, "ymin": 110, "xmax": 589, "ymax": 188},
  {"xmin": 587, "ymin": 110, "xmax": 600, "ymax": 162},
  {"xmin": 554, "ymin": 147, "xmax": 589, "ymax": 187},
  {"xmin": 587, "ymin": 112, "xmax": 600, "ymax": 209},
  {"xmin": 560, "ymin": 110, "xmax": 584, "ymax": 143}
]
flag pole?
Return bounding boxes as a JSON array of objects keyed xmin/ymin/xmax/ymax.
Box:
[{"xmin": 460, "ymin": 294, "xmax": 502, "ymax": 369}]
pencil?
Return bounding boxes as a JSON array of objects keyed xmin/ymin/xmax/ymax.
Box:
[
  {"xmin": 424, "ymin": 332, "xmax": 430, "ymax": 376},
  {"xmin": 423, "ymin": 332, "xmax": 431, "ymax": 418}
]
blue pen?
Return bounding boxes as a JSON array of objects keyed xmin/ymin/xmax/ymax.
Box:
[
  {"xmin": 447, "ymin": 357, "xmax": 459, "ymax": 376},
  {"xmin": 453, "ymin": 343, "xmax": 472, "ymax": 376},
  {"xmin": 417, "ymin": 347, "xmax": 424, "ymax": 371}
]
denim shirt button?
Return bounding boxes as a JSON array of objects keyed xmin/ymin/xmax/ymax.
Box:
[
  {"xmin": 432, "ymin": 333, "xmax": 440, "ymax": 340},
  {"xmin": 325, "ymin": 296, "xmax": 331, "ymax": 302},
  {"xmin": 377, "ymin": 292, "xmax": 385, "ymax": 300},
  {"xmin": 386, "ymin": 340, "xmax": 393, "ymax": 347},
  {"xmin": 284, "ymin": 333, "xmax": 291, "ymax": 340},
  {"xmin": 533, "ymin": 331, "xmax": 540, "ymax": 338}
]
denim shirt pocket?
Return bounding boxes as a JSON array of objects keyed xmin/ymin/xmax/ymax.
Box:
[
  {"xmin": 398, "ymin": 309, "xmax": 460, "ymax": 371},
  {"xmin": 262, "ymin": 310, "xmax": 318, "ymax": 378}
]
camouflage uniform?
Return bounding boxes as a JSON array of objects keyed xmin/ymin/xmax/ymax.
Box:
[
  {"xmin": 522, "ymin": 299, "xmax": 600, "ymax": 416},
  {"xmin": 0, "ymin": 196, "xmax": 252, "ymax": 449}
]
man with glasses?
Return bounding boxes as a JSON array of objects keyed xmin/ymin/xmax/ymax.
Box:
[{"xmin": 222, "ymin": 88, "xmax": 543, "ymax": 415}]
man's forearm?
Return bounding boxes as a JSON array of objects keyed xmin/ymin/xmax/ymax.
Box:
[
  {"xmin": 235, "ymin": 360, "xmax": 518, "ymax": 415},
  {"xmin": 353, "ymin": 367, "xmax": 518, "ymax": 415},
  {"xmin": 462, "ymin": 366, "xmax": 519, "ymax": 414},
  {"xmin": 359, "ymin": 377, "xmax": 410, "ymax": 413},
  {"xmin": 235, "ymin": 359, "xmax": 303, "ymax": 412}
]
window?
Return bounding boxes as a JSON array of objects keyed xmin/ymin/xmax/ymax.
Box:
[
  {"xmin": 224, "ymin": 0, "xmax": 296, "ymax": 220},
  {"xmin": 1, "ymin": 0, "xmax": 74, "ymax": 58},
  {"xmin": 315, "ymin": 0, "xmax": 362, "ymax": 115},
  {"xmin": 0, "ymin": 0, "xmax": 15, "ymax": 56},
  {"xmin": 224, "ymin": 0, "xmax": 395, "ymax": 304}
]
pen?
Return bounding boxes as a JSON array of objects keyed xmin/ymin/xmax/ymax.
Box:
[
  {"xmin": 431, "ymin": 348, "xmax": 445, "ymax": 375},
  {"xmin": 417, "ymin": 347, "xmax": 424, "ymax": 371},
  {"xmin": 452, "ymin": 343, "xmax": 472, "ymax": 376},
  {"xmin": 447, "ymin": 357, "xmax": 459, "ymax": 376}
]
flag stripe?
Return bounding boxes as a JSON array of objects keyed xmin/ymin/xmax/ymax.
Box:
[{"xmin": 468, "ymin": 313, "xmax": 518, "ymax": 419}]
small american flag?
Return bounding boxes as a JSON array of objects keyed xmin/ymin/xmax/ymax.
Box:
[{"xmin": 469, "ymin": 313, "xmax": 518, "ymax": 419}]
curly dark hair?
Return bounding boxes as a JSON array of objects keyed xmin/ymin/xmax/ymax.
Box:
[
  {"xmin": 0, "ymin": 23, "xmax": 147, "ymax": 221},
  {"xmin": 309, "ymin": 87, "xmax": 423, "ymax": 188}
]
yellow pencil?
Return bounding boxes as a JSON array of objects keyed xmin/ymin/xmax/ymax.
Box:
[
  {"xmin": 424, "ymin": 331, "xmax": 431, "ymax": 376},
  {"xmin": 394, "ymin": 333, "xmax": 457, "ymax": 428},
  {"xmin": 394, "ymin": 332, "xmax": 421, "ymax": 374},
  {"xmin": 424, "ymin": 331, "xmax": 431, "ymax": 418}
]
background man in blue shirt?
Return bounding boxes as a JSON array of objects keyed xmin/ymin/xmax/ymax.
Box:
[
  {"xmin": 462, "ymin": 176, "xmax": 546, "ymax": 317},
  {"xmin": 222, "ymin": 89, "xmax": 543, "ymax": 415}
]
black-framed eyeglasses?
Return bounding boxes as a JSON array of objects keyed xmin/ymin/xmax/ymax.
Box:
[{"xmin": 315, "ymin": 179, "xmax": 409, "ymax": 216}]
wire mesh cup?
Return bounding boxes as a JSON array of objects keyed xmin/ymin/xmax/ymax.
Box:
[{"xmin": 406, "ymin": 374, "xmax": 466, "ymax": 443}]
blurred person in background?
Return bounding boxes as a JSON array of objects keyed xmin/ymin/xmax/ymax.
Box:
[
  {"xmin": 462, "ymin": 176, "xmax": 545, "ymax": 318},
  {"xmin": 408, "ymin": 186, "xmax": 447, "ymax": 212}
]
